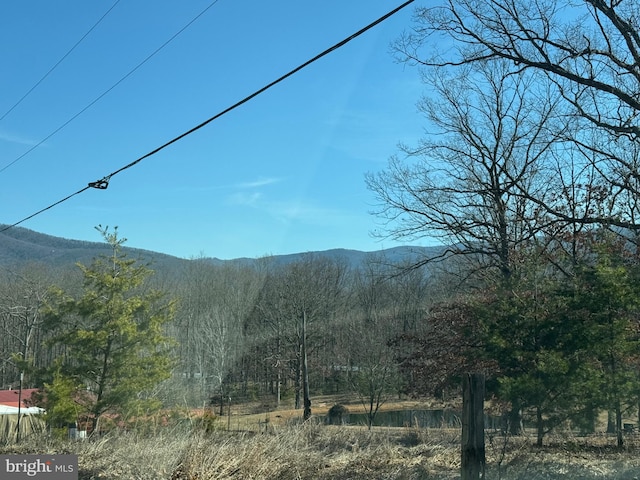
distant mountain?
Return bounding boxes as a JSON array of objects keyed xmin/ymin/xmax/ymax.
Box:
[
  {"xmin": 0, "ymin": 225, "xmax": 185, "ymax": 272},
  {"xmin": 0, "ymin": 225, "xmax": 446, "ymax": 272},
  {"xmin": 204, "ymin": 245, "xmax": 447, "ymax": 270}
]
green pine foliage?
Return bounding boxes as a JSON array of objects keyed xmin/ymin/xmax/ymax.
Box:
[
  {"xmin": 36, "ymin": 365, "xmax": 83, "ymax": 436},
  {"xmin": 42, "ymin": 226, "xmax": 175, "ymax": 434},
  {"xmin": 475, "ymin": 274, "xmax": 587, "ymax": 443},
  {"xmin": 473, "ymin": 236, "xmax": 640, "ymax": 445},
  {"xmin": 568, "ymin": 250, "xmax": 640, "ymax": 446}
]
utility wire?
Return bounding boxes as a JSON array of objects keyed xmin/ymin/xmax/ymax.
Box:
[
  {"xmin": 0, "ymin": 0, "xmax": 122, "ymax": 123},
  {"xmin": 0, "ymin": 0, "xmax": 415, "ymax": 234},
  {"xmin": 0, "ymin": 0, "xmax": 223, "ymax": 175}
]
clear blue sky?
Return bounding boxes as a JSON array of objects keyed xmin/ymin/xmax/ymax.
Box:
[{"xmin": 0, "ymin": 1, "xmax": 428, "ymax": 259}]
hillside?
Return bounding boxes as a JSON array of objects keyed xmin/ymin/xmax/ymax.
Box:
[
  {"xmin": 0, "ymin": 225, "xmax": 446, "ymax": 272},
  {"xmin": 0, "ymin": 225, "xmax": 186, "ymax": 272}
]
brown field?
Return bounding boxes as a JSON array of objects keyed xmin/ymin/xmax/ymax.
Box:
[{"xmin": 3, "ymin": 398, "xmax": 640, "ymax": 479}]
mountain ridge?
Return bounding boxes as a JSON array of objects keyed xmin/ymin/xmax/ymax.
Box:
[{"xmin": 0, "ymin": 225, "xmax": 444, "ymax": 271}]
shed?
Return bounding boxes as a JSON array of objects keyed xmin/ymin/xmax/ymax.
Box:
[{"xmin": 0, "ymin": 389, "xmax": 45, "ymax": 441}]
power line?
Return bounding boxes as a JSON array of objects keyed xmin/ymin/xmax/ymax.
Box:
[
  {"xmin": 1, "ymin": 187, "xmax": 92, "ymax": 232},
  {"xmin": 0, "ymin": 0, "xmax": 122, "ymax": 123},
  {"xmin": 0, "ymin": 0, "xmax": 223, "ymax": 175},
  {"xmin": 0, "ymin": 0, "xmax": 415, "ymax": 234}
]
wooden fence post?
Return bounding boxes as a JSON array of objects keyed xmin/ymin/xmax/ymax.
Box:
[{"xmin": 462, "ymin": 373, "xmax": 485, "ymax": 480}]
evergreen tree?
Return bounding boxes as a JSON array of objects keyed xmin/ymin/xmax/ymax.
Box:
[
  {"xmin": 43, "ymin": 226, "xmax": 175, "ymax": 434},
  {"xmin": 476, "ymin": 235, "xmax": 640, "ymax": 446},
  {"xmin": 32, "ymin": 364, "xmax": 83, "ymax": 435},
  {"xmin": 475, "ymin": 267, "xmax": 591, "ymax": 444},
  {"xmin": 569, "ymin": 250, "xmax": 640, "ymax": 447}
]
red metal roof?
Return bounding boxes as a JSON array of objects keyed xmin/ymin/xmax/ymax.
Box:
[{"xmin": 0, "ymin": 389, "xmax": 39, "ymax": 408}]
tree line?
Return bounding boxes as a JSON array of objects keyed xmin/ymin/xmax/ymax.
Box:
[
  {"xmin": 4, "ymin": 222, "xmax": 638, "ymax": 445},
  {"xmin": 0, "ymin": 229, "xmax": 440, "ymax": 433}
]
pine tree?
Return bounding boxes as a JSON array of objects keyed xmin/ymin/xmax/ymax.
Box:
[
  {"xmin": 44, "ymin": 226, "xmax": 175, "ymax": 434},
  {"xmin": 475, "ymin": 269, "xmax": 591, "ymax": 445},
  {"xmin": 569, "ymin": 250, "xmax": 640, "ymax": 447}
]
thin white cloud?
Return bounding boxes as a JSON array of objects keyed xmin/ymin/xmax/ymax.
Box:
[
  {"xmin": 172, "ymin": 177, "xmax": 283, "ymax": 194},
  {"xmin": 226, "ymin": 178, "xmax": 282, "ymax": 205},
  {"xmin": 236, "ymin": 177, "xmax": 282, "ymax": 189},
  {"xmin": 0, "ymin": 129, "xmax": 42, "ymax": 147},
  {"xmin": 236, "ymin": 195, "xmax": 352, "ymax": 227}
]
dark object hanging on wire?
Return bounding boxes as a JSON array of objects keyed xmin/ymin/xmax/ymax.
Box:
[
  {"xmin": 88, "ymin": 176, "xmax": 111, "ymax": 189},
  {"xmin": 1, "ymin": 0, "xmax": 415, "ymax": 234}
]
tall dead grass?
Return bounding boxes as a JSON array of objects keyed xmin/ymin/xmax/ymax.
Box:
[
  {"xmin": 150, "ymin": 422, "xmax": 458, "ymax": 480},
  {"xmin": 4, "ymin": 422, "xmax": 640, "ymax": 479},
  {"xmin": 2, "ymin": 422, "xmax": 458, "ymax": 479}
]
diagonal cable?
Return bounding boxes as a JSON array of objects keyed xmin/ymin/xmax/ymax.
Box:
[
  {"xmin": 0, "ymin": 0, "xmax": 415, "ymax": 233},
  {"xmin": 0, "ymin": 0, "xmax": 122, "ymax": 123},
  {"xmin": 0, "ymin": 0, "xmax": 223, "ymax": 175}
]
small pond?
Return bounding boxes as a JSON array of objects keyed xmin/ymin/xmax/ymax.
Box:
[{"xmin": 337, "ymin": 409, "xmax": 503, "ymax": 429}]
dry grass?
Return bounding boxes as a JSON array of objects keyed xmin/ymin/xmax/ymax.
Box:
[
  {"xmin": 4, "ymin": 412, "xmax": 640, "ymax": 479},
  {"xmin": 4, "ymin": 392, "xmax": 638, "ymax": 479},
  {"xmin": 2, "ymin": 422, "xmax": 457, "ymax": 479},
  {"xmin": 486, "ymin": 428, "xmax": 640, "ymax": 479}
]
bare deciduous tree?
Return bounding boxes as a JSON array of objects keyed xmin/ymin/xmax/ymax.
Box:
[
  {"xmin": 396, "ymin": 0, "xmax": 640, "ymax": 232},
  {"xmin": 0, "ymin": 264, "xmax": 53, "ymax": 390},
  {"xmin": 366, "ymin": 60, "xmax": 558, "ymax": 285},
  {"xmin": 175, "ymin": 258, "xmax": 261, "ymax": 407},
  {"xmin": 252, "ymin": 256, "xmax": 347, "ymax": 419}
]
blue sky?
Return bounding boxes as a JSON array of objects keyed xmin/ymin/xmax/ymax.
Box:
[{"xmin": 0, "ymin": 1, "xmax": 429, "ymax": 259}]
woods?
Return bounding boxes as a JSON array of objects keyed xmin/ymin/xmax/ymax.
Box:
[
  {"xmin": 0, "ymin": 239, "xmax": 440, "ymax": 433},
  {"xmin": 2, "ymin": 224, "xmax": 640, "ymax": 448},
  {"xmin": 368, "ymin": 0, "xmax": 640, "ymax": 448}
]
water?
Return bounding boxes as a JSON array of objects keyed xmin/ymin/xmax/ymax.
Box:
[
  {"xmin": 345, "ymin": 409, "xmax": 461, "ymax": 428},
  {"xmin": 338, "ymin": 409, "xmax": 503, "ymax": 429}
]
